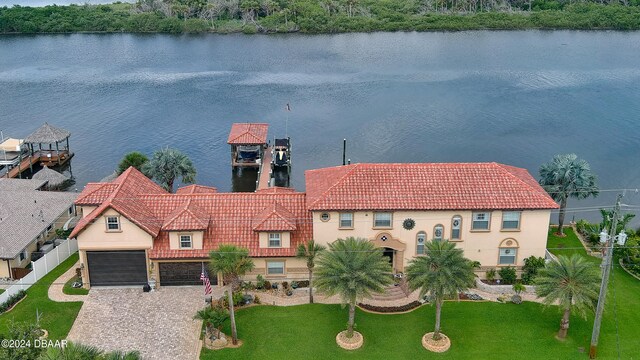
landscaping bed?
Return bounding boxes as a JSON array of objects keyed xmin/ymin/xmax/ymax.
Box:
[
  {"xmin": 358, "ymin": 301, "xmax": 422, "ymax": 313},
  {"xmin": 63, "ymin": 275, "xmax": 89, "ymax": 296}
]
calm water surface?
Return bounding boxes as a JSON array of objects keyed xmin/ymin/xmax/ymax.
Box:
[{"xmin": 1, "ymin": 32, "xmax": 639, "ymax": 223}]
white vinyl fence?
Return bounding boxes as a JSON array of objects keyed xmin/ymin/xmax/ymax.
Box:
[{"xmin": 0, "ymin": 238, "xmax": 78, "ymax": 304}]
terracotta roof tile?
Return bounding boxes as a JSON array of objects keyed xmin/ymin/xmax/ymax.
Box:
[
  {"xmin": 305, "ymin": 163, "xmax": 559, "ymax": 211},
  {"xmin": 162, "ymin": 199, "xmax": 210, "ymax": 231},
  {"xmin": 251, "ymin": 202, "xmax": 297, "ymax": 231},
  {"xmin": 227, "ymin": 123, "xmax": 269, "ymax": 145},
  {"xmin": 176, "ymin": 185, "xmax": 218, "ymax": 194},
  {"xmin": 75, "ymin": 183, "xmax": 119, "ymax": 205}
]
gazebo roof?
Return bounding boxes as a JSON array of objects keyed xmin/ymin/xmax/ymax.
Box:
[
  {"xmin": 32, "ymin": 166, "xmax": 69, "ymax": 188},
  {"xmin": 24, "ymin": 123, "xmax": 70, "ymax": 144}
]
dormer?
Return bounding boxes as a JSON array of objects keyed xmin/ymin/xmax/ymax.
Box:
[
  {"xmin": 163, "ymin": 200, "xmax": 209, "ymax": 250},
  {"xmin": 252, "ymin": 202, "xmax": 297, "ymax": 249}
]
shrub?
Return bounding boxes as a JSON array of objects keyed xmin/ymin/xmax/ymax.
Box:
[
  {"xmin": 296, "ymin": 280, "xmax": 309, "ymax": 288},
  {"xmin": 498, "ymin": 267, "xmax": 517, "ymax": 285},
  {"xmin": 254, "ymin": 295, "xmax": 261, "ymax": 304},
  {"xmin": 290, "ymin": 281, "xmax": 298, "ymax": 289},
  {"xmin": 263, "ymin": 280, "xmax": 271, "ymax": 290},
  {"xmin": 256, "ymin": 274, "xmax": 265, "ymax": 289},
  {"xmin": 282, "ymin": 281, "xmax": 289, "ymax": 289},
  {"xmin": 271, "ymin": 282, "xmax": 279, "ymax": 290},
  {"xmin": 358, "ymin": 301, "xmax": 422, "ymax": 313},
  {"xmin": 485, "ymin": 268, "xmax": 496, "ymax": 282},
  {"xmin": 513, "ymin": 282, "xmax": 526, "ymax": 295},
  {"xmin": 521, "ymin": 256, "xmax": 545, "ymax": 285},
  {"xmin": 221, "ymin": 291, "xmax": 245, "ymax": 308},
  {"xmin": 0, "ymin": 290, "xmax": 27, "ymax": 314}
]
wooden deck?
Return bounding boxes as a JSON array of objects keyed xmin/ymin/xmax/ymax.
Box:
[
  {"xmin": 256, "ymin": 146, "xmax": 273, "ymax": 191},
  {"xmin": 5, "ymin": 150, "xmax": 73, "ymax": 178}
]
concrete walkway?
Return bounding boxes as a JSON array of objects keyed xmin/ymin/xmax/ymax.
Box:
[{"xmin": 48, "ymin": 260, "xmax": 88, "ymax": 302}]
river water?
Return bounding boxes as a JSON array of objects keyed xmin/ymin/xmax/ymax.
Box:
[{"xmin": 1, "ymin": 32, "xmax": 639, "ymax": 224}]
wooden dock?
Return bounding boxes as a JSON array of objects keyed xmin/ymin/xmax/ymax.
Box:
[
  {"xmin": 5, "ymin": 150, "xmax": 73, "ymax": 179},
  {"xmin": 256, "ymin": 146, "xmax": 273, "ymax": 191}
]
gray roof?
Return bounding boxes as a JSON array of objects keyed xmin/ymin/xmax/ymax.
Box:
[
  {"xmin": 0, "ymin": 188, "xmax": 77, "ymax": 259},
  {"xmin": 32, "ymin": 166, "xmax": 69, "ymax": 188},
  {"xmin": 23, "ymin": 123, "xmax": 71, "ymax": 144},
  {"xmin": 0, "ymin": 178, "xmax": 47, "ymax": 191}
]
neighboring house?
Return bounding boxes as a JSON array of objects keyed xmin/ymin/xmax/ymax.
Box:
[
  {"xmin": 70, "ymin": 162, "xmax": 558, "ymax": 288},
  {"xmin": 0, "ymin": 178, "xmax": 77, "ymax": 279},
  {"xmin": 69, "ymin": 168, "xmax": 312, "ymax": 288},
  {"xmin": 306, "ymin": 163, "xmax": 559, "ymax": 274}
]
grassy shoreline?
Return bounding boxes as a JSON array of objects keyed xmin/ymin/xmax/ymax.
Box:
[{"xmin": 1, "ymin": 4, "xmax": 640, "ymax": 34}]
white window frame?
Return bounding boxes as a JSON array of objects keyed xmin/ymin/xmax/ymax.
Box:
[
  {"xmin": 502, "ymin": 211, "xmax": 521, "ymax": 230},
  {"xmin": 179, "ymin": 234, "xmax": 193, "ymax": 249},
  {"xmin": 373, "ymin": 212, "xmax": 392, "ymax": 228},
  {"xmin": 267, "ymin": 261, "xmax": 285, "ymax": 275},
  {"xmin": 433, "ymin": 224, "xmax": 444, "ymax": 240},
  {"xmin": 268, "ymin": 233, "xmax": 281, "ymax": 248},
  {"xmin": 416, "ymin": 232, "xmax": 426, "ymax": 255},
  {"xmin": 106, "ymin": 216, "xmax": 121, "ymax": 231},
  {"xmin": 472, "ymin": 212, "xmax": 490, "ymax": 230},
  {"xmin": 339, "ymin": 213, "xmax": 353, "ymax": 229},
  {"xmin": 499, "ymin": 248, "xmax": 517, "ymax": 265},
  {"xmin": 451, "ymin": 216, "xmax": 462, "ymax": 240}
]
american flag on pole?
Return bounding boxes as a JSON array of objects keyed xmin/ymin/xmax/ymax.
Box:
[{"xmin": 200, "ymin": 263, "xmax": 212, "ymax": 296}]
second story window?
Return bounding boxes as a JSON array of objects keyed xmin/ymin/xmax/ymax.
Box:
[
  {"xmin": 373, "ymin": 212, "xmax": 392, "ymax": 228},
  {"xmin": 269, "ymin": 233, "xmax": 281, "ymax": 247},
  {"xmin": 502, "ymin": 211, "xmax": 521, "ymax": 230},
  {"xmin": 180, "ymin": 235, "xmax": 192, "ymax": 249},
  {"xmin": 451, "ymin": 216, "xmax": 462, "ymax": 240},
  {"xmin": 339, "ymin": 213, "xmax": 353, "ymax": 228},
  {"xmin": 472, "ymin": 212, "xmax": 490, "ymax": 230},
  {"xmin": 433, "ymin": 224, "xmax": 444, "ymax": 240},
  {"xmin": 106, "ymin": 216, "xmax": 120, "ymax": 231}
]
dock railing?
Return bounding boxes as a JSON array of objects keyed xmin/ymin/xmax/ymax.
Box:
[{"xmin": 0, "ymin": 238, "xmax": 78, "ymax": 304}]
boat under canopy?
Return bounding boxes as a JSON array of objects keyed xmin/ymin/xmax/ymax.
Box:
[{"xmin": 237, "ymin": 145, "xmax": 261, "ymax": 160}]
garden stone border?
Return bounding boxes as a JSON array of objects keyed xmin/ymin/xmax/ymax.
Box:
[
  {"xmin": 475, "ymin": 278, "xmax": 535, "ymax": 295},
  {"xmin": 422, "ymin": 332, "xmax": 451, "ymax": 352},
  {"xmin": 619, "ymin": 259, "xmax": 640, "ymax": 281},
  {"xmin": 336, "ymin": 330, "xmax": 363, "ymax": 350}
]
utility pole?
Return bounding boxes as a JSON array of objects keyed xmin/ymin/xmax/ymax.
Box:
[
  {"xmin": 589, "ymin": 193, "xmax": 623, "ymax": 359},
  {"xmin": 342, "ymin": 139, "xmax": 346, "ymax": 166}
]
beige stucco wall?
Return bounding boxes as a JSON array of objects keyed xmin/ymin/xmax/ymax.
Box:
[
  {"xmin": 79, "ymin": 205, "xmax": 97, "ymax": 218},
  {"xmin": 312, "ymin": 209, "xmax": 551, "ymax": 270},
  {"xmin": 168, "ymin": 231, "xmax": 203, "ymax": 250},
  {"xmin": 245, "ymin": 257, "xmax": 308, "ymax": 281},
  {"xmin": 77, "ymin": 208, "xmax": 153, "ymax": 251},
  {"xmin": 258, "ymin": 232, "xmax": 291, "ymax": 249}
]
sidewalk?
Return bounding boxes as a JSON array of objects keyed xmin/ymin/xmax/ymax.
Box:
[{"xmin": 48, "ymin": 260, "xmax": 88, "ymax": 302}]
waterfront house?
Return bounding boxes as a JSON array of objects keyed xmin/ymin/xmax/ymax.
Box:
[
  {"xmin": 0, "ymin": 178, "xmax": 77, "ymax": 279},
  {"xmin": 69, "ymin": 162, "xmax": 558, "ymax": 288}
]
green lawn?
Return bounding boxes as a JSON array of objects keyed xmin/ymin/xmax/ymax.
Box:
[
  {"xmin": 202, "ymin": 228, "xmax": 639, "ymax": 359},
  {"xmin": 0, "ymin": 289, "xmax": 5, "ymax": 295},
  {"xmin": 0, "ymin": 254, "xmax": 83, "ymax": 339},
  {"xmin": 63, "ymin": 275, "xmax": 89, "ymax": 296}
]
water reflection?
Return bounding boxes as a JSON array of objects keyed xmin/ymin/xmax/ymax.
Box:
[{"xmin": 231, "ymin": 168, "xmax": 258, "ymax": 193}]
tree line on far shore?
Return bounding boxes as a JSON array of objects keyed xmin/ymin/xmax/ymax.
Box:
[{"xmin": 1, "ymin": 0, "xmax": 640, "ymax": 34}]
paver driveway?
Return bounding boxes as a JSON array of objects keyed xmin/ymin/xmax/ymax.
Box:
[{"xmin": 68, "ymin": 286, "xmax": 217, "ymax": 360}]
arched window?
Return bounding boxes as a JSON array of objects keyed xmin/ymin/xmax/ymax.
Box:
[
  {"xmin": 498, "ymin": 238, "xmax": 519, "ymax": 265},
  {"xmin": 433, "ymin": 224, "xmax": 444, "ymax": 240},
  {"xmin": 416, "ymin": 232, "xmax": 426, "ymax": 255},
  {"xmin": 451, "ymin": 216, "xmax": 462, "ymax": 240}
]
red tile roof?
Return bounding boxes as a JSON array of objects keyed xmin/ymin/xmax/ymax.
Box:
[
  {"xmin": 162, "ymin": 199, "xmax": 210, "ymax": 231},
  {"xmin": 251, "ymin": 202, "xmax": 297, "ymax": 231},
  {"xmin": 227, "ymin": 123, "xmax": 269, "ymax": 145},
  {"xmin": 176, "ymin": 185, "xmax": 217, "ymax": 194},
  {"xmin": 147, "ymin": 192, "xmax": 310, "ymax": 259},
  {"xmin": 75, "ymin": 183, "xmax": 119, "ymax": 205},
  {"xmin": 70, "ymin": 167, "xmax": 168, "ymax": 238},
  {"xmin": 305, "ymin": 163, "xmax": 559, "ymax": 211}
]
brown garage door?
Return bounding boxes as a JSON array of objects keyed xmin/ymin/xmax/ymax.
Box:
[
  {"xmin": 87, "ymin": 251, "xmax": 148, "ymax": 286},
  {"xmin": 159, "ymin": 262, "xmax": 217, "ymax": 286}
]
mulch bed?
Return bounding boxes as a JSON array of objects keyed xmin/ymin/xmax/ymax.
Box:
[{"xmin": 358, "ymin": 301, "xmax": 422, "ymax": 313}]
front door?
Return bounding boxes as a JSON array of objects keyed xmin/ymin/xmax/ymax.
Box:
[{"xmin": 383, "ymin": 248, "xmax": 394, "ymax": 269}]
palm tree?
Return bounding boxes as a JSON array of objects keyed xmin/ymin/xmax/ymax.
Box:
[
  {"xmin": 296, "ymin": 239, "xmax": 326, "ymax": 304},
  {"xmin": 142, "ymin": 147, "xmax": 196, "ymax": 193},
  {"xmin": 39, "ymin": 342, "xmax": 141, "ymax": 359},
  {"xmin": 406, "ymin": 240, "xmax": 475, "ymax": 341},
  {"xmin": 209, "ymin": 245, "xmax": 255, "ymax": 345},
  {"xmin": 535, "ymin": 254, "xmax": 600, "ymax": 339},
  {"xmin": 117, "ymin": 151, "xmax": 148, "ymax": 175},
  {"xmin": 539, "ymin": 154, "xmax": 599, "ymax": 235},
  {"xmin": 314, "ymin": 237, "xmax": 392, "ymax": 338},
  {"xmin": 194, "ymin": 305, "xmax": 229, "ymax": 341}
]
